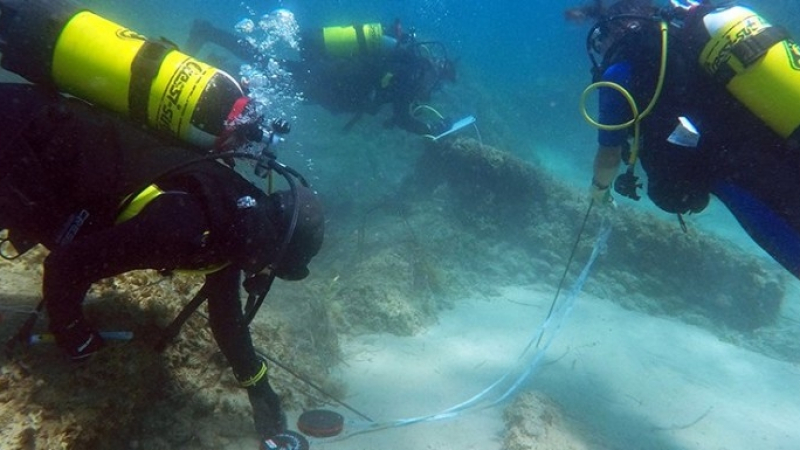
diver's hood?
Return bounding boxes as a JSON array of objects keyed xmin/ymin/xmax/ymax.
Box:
[
  {"xmin": 265, "ymin": 186, "xmax": 325, "ymax": 280},
  {"xmin": 228, "ymin": 186, "xmax": 324, "ymax": 279}
]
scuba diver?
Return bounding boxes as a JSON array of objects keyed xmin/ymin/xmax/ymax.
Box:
[
  {"xmin": 185, "ymin": 17, "xmax": 458, "ymax": 136},
  {"xmin": 570, "ymin": 0, "xmax": 800, "ymax": 280},
  {"xmin": 0, "ymin": 83, "xmax": 322, "ymax": 449},
  {"xmin": 0, "ymin": 1, "xmax": 321, "ymax": 448}
]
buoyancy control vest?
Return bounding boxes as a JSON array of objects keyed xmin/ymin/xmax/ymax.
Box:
[{"xmin": 597, "ymin": 24, "xmax": 716, "ymax": 215}]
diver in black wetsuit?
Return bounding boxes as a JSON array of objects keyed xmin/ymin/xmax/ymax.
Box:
[
  {"xmin": 0, "ymin": 83, "xmax": 323, "ymax": 447},
  {"xmin": 186, "ymin": 18, "xmax": 457, "ymax": 136},
  {"xmin": 572, "ymin": 0, "xmax": 800, "ymax": 279}
]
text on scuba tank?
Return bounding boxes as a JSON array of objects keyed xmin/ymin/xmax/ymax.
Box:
[
  {"xmin": 156, "ymin": 60, "xmax": 205, "ymax": 132},
  {"xmin": 116, "ymin": 28, "xmax": 146, "ymax": 41},
  {"xmin": 705, "ymin": 16, "xmax": 767, "ymax": 75},
  {"xmin": 785, "ymin": 40, "xmax": 800, "ymax": 71}
]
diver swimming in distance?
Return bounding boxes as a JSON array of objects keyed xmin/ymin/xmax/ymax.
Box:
[{"xmin": 185, "ymin": 16, "xmax": 461, "ymax": 137}]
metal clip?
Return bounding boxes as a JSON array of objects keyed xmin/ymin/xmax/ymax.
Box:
[{"xmin": 236, "ymin": 196, "xmax": 257, "ymax": 209}]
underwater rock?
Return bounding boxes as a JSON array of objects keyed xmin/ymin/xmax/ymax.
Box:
[
  {"xmin": 329, "ymin": 250, "xmax": 441, "ymax": 336},
  {"xmin": 410, "ymin": 136, "xmax": 556, "ymax": 233},
  {"xmin": 0, "ymin": 267, "xmax": 329, "ymax": 449},
  {"xmin": 504, "ymin": 390, "xmax": 589, "ymax": 450},
  {"xmin": 409, "ymin": 137, "xmax": 786, "ymax": 332}
]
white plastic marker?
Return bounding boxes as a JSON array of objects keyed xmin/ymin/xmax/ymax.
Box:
[
  {"xmin": 431, "ymin": 115, "xmax": 476, "ymax": 141},
  {"xmin": 29, "ymin": 331, "xmax": 134, "ymax": 344}
]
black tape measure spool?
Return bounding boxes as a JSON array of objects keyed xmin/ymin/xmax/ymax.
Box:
[
  {"xmin": 297, "ymin": 409, "xmax": 345, "ymax": 437},
  {"xmin": 261, "ymin": 430, "xmax": 309, "ymax": 450}
]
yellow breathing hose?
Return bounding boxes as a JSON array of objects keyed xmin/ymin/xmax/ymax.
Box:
[
  {"xmin": 412, "ymin": 103, "xmax": 445, "ymax": 120},
  {"xmin": 579, "ymin": 21, "xmax": 669, "ymax": 167},
  {"xmin": 412, "ymin": 103, "xmax": 445, "ymax": 140}
]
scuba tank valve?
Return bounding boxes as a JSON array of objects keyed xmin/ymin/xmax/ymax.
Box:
[{"xmin": 254, "ymin": 119, "xmax": 291, "ymax": 178}]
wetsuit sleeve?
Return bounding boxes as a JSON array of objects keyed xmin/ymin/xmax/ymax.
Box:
[
  {"xmin": 598, "ymin": 61, "xmax": 634, "ymax": 147},
  {"xmin": 205, "ymin": 265, "xmax": 263, "ymax": 380},
  {"xmin": 713, "ymin": 181, "xmax": 800, "ymax": 277},
  {"xmin": 387, "ymin": 53, "xmax": 440, "ymax": 135}
]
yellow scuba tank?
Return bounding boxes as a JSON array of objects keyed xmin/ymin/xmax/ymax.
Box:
[
  {"xmin": 0, "ymin": 0, "xmax": 249, "ymax": 150},
  {"xmin": 306, "ymin": 23, "xmax": 392, "ymax": 58},
  {"xmin": 699, "ymin": 5, "xmax": 800, "ymax": 139}
]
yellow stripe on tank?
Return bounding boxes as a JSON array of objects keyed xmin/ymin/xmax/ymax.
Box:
[{"xmin": 148, "ymin": 53, "xmax": 218, "ymax": 140}]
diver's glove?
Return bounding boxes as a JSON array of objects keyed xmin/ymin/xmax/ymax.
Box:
[
  {"xmin": 243, "ymin": 361, "xmax": 287, "ymax": 439},
  {"xmin": 270, "ymin": 118, "xmax": 291, "ymax": 135},
  {"xmin": 589, "ymin": 178, "xmax": 614, "ymax": 206},
  {"xmin": 243, "ymin": 272, "xmax": 274, "ymax": 296},
  {"xmin": 429, "ymin": 117, "xmax": 452, "ymax": 136}
]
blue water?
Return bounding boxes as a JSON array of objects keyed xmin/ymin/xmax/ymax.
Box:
[{"xmin": 13, "ymin": 0, "xmax": 800, "ymax": 448}]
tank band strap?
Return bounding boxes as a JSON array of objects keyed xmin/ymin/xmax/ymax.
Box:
[
  {"xmin": 713, "ymin": 26, "xmax": 789, "ymax": 85},
  {"xmin": 354, "ymin": 24, "xmax": 368, "ymax": 54},
  {"xmin": 788, "ymin": 126, "xmax": 800, "ymax": 147},
  {"xmin": 129, "ymin": 40, "xmax": 173, "ymax": 123},
  {"xmin": 240, "ymin": 360, "xmax": 268, "ymax": 387},
  {"xmin": 732, "ymin": 26, "xmax": 789, "ymax": 67}
]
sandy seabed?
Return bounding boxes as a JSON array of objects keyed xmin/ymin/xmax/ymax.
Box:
[{"xmin": 305, "ymin": 283, "xmax": 800, "ymax": 450}]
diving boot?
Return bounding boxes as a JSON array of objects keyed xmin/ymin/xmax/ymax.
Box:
[{"xmin": 53, "ymin": 318, "xmax": 105, "ymax": 361}]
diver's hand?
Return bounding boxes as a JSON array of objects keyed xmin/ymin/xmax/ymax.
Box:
[
  {"xmin": 270, "ymin": 118, "xmax": 291, "ymax": 135},
  {"xmin": 247, "ymin": 375, "xmax": 287, "ymax": 439},
  {"xmin": 589, "ymin": 179, "xmax": 614, "ymax": 206},
  {"xmin": 243, "ymin": 272, "xmax": 273, "ymax": 295},
  {"xmin": 430, "ymin": 117, "xmax": 452, "ymax": 136}
]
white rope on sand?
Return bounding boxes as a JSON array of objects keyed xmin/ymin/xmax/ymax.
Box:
[{"xmin": 323, "ymin": 222, "xmax": 612, "ymax": 441}]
